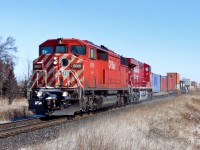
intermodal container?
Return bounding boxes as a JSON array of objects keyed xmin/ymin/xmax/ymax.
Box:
[
  {"xmin": 198, "ymin": 83, "xmax": 200, "ymax": 88},
  {"xmin": 176, "ymin": 84, "xmax": 180, "ymax": 89},
  {"xmin": 197, "ymin": 83, "xmax": 199, "ymax": 88},
  {"xmin": 161, "ymin": 76, "xmax": 167, "ymax": 91},
  {"xmin": 167, "ymin": 75, "xmax": 176, "ymax": 91},
  {"xmin": 152, "ymin": 73, "xmax": 161, "ymax": 93},
  {"xmin": 167, "ymin": 73, "xmax": 180, "ymax": 84},
  {"xmin": 190, "ymin": 86, "xmax": 195, "ymax": 89},
  {"xmin": 182, "ymin": 78, "xmax": 191, "ymax": 86},
  {"xmin": 191, "ymin": 81, "xmax": 197, "ymax": 88}
]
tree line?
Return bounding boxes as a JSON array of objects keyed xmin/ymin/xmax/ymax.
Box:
[{"xmin": 0, "ymin": 36, "xmax": 27, "ymax": 104}]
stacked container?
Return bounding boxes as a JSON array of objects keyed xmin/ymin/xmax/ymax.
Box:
[
  {"xmin": 191, "ymin": 81, "xmax": 197, "ymax": 88},
  {"xmin": 167, "ymin": 73, "xmax": 180, "ymax": 90},
  {"xmin": 167, "ymin": 75, "xmax": 176, "ymax": 91},
  {"xmin": 152, "ymin": 73, "xmax": 161, "ymax": 93},
  {"xmin": 161, "ymin": 76, "xmax": 167, "ymax": 91},
  {"xmin": 197, "ymin": 82, "xmax": 199, "ymax": 88},
  {"xmin": 198, "ymin": 83, "xmax": 200, "ymax": 88},
  {"xmin": 182, "ymin": 78, "xmax": 191, "ymax": 86}
]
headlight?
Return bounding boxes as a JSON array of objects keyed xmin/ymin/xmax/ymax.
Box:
[
  {"xmin": 53, "ymin": 57, "xmax": 59, "ymax": 65},
  {"xmin": 62, "ymin": 92, "xmax": 71, "ymax": 99},
  {"xmin": 62, "ymin": 92, "xmax": 68, "ymax": 96},
  {"xmin": 37, "ymin": 91, "xmax": 43, "ymax": 97}
]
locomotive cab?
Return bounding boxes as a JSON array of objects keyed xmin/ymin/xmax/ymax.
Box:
[
  {"xmin": 29, "ymin": 38, "xmax": 87, "ymax": 115},
  {"xmin": 127, "ymin": 58, "xmax": 152, "ymax": 101}
]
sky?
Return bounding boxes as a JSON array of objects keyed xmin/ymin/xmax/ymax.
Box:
[{"xmin": 0, "ymin": 0, "xmax": 200, "ymax": 82}]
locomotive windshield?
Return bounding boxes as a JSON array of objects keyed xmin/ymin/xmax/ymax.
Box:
[
  {"xmin": 70, "ymin": 45, "xmax": 86, "ymax": 55},
  {"xmin": 56, "ymin": 46, "xmax": 68, "ymax": 53},
  {"xmin": 40, "ymin": 46, "xmax": 53, "ymax": 54}
]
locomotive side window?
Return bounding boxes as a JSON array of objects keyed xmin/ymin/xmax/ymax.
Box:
[
  {"xmin": 90, "ymin": 48, "xmax": 96, "ymax": 59},
  {"xmin": 70, "ymin": 45, "xmax": 86, "ymax": 55},
  {"xmin": 120, "ymin": 56, "xmax": 128, "ymax": 66},
  {"xmin": 40, "ymin": 46, "xmax": 53, "ymax": 54},
  {"xmin": 56, "ymin": 46, "xmax": 68, "ymax": 53},
  {"xmin": 97, "ymin": 50, "xmax": 108, "ymax": 61}
]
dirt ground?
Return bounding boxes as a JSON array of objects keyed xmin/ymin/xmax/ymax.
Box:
[{"xmin": 21, "ymin": 90, "xmax": 200, "ymax": 150}]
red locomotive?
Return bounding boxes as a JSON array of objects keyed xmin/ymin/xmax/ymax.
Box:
[
  {"xmin": 28, "ymin": 38, "xmax": 152, "ymax": 116},
  {"xmin": 127, "ymin": 58, "xmax": 152, "ymax": 100}
]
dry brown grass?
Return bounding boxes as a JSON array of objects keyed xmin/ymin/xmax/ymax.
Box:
[
  {"xmin": 0, "ymin": 98, "xmax": 9, "ymax": 106},
  {"xmin": 0, "ymin": 98, "xmax": 32, "ymax": 123},
  {"xmin": 23, "ymin": 92, "xmax": 200, "ymax": 150}
]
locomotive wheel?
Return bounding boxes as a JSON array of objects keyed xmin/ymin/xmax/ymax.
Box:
[
  {"xmin": 148, "ymin": 92, "xmax": 153, "ymax": 100},
  {"xmin": 82, "ymin": 97, "xmax": 89, "ymax": 112},
  {"xmin": 119, "ymin": 96, "xmax": 125, "ymax": 106},
  {"xmin": 134, "ymin": 92, "xmax": 140, "ymax": 102},
  {"xmin": 115, "ymin": 101, "xmax": 118, "ymax": 108},
  {"xmin": 89, "ymin": 99, "xmax": 95, "ymax": 111}
]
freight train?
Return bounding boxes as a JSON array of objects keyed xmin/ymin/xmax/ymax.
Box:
[{"xmin": 28, "ymin": 38, "xmax": 197, "ymax": 116}]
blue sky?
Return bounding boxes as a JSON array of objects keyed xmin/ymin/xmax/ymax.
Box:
[{"xmin": 0, "ymin": 0, "xmax": 200, "ymax": 82}]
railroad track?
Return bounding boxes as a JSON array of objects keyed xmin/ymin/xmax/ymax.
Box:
[
  {"xmin": 0, "ymin": 92, "xmax": 178, "ymax": 138},
  {"xmin": 0, "ymin": 116, "xmax": 71, "ymax": 138},
  {"xmin": 0, "ymin": 118, "xmax": 44, "ymax": 132}
]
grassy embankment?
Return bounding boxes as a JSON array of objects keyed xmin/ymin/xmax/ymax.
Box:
[
  {"xmin": 24, "ymin": 90, "xmax": 200, "ymax": 150},
  {"xmin": 0, "ymin": 98, "xmax": 32, "ymax": 123}
]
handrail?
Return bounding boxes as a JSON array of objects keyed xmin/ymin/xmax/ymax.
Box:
[
  {"xmin": 27, "ymin": 70, "xmax": 47, "ymax": 91},
  {"xmin": 70, "ymin": 70, "xmax": 83, "ymax": 88}
]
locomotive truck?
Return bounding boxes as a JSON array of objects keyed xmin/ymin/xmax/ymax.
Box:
[{"xmin": 28, "ymin": 38, "xmax": 152, "ymax": 116}]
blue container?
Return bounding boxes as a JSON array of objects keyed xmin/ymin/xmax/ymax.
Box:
[{"xmin": 152, "ymin": 73, "xmax": 161, "ymax": 93}]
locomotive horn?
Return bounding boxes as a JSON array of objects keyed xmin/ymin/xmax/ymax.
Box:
[{"xmin": 57, "ymin": 38, "xmax": 63, "ymax": 44}]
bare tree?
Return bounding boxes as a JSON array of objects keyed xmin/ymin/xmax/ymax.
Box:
[
  {"xmin": 0, "ymin": 36, "xmax": 17, "ymax": 103},
  {"xmin": 0, "ymin": 60, "xmax": 4, "ymax": 98},
  {"xmin": 0, "ymin": 36, "xmax": 17, "ymax": 61},
  {"xmin": 24, "ymin": 59, "xmax": 32, "ymax": 80},
  {"xmin": 18, "ymin": 58, "xmax": 33, "ymax": 98},
  {"xmin": 3, "ymin": 62, "xmax": 18, "ymax": 104}
]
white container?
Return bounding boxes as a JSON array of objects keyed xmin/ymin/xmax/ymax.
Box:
[{"xmin": 176, "ymin": 84, "xmax": 180, "ymax": 89}]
